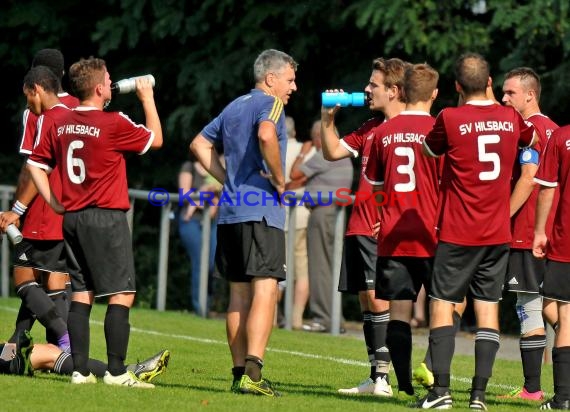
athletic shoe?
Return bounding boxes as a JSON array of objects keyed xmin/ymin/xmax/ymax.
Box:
[
  {"xmin": 415, "ymin": 390, "xmax": 452, "ymax": 409},
  {"xmin": 540, "ymin": 398, "xmax": 570, "ymax": 410},
  {"xmin": 103, "ymin": 370, "xmax": 155, "ymax": 388},
  {"xmin": 71, "ymin": 371, "xmax": 97, "ymax": 384},
  {"xmin": 238, "ymin": 374, "xmax": 281, "ymax": 397},
  {"xmin": 11, "ymin": 330, "xmax": 34, "ymax": 377},
  {"xmin": 127, "ymin": 349, "xmax": 170, "ymax": 383},
  {"xmin": 469, "ymin": 394, "xmax": 487, "ymax": 410},
  {"xmin": 231, "ymin": 378, "xmax": 241, "ymax": 393},
  {"xmin": 413, "ymin": 362, "xmax": 434, "ymax": 388},
  {"xmin": 497, "ymin": 387, "xmax": 544, "ymax": 401},
  {"xmin": 338, "ymin": 376, "xmax": 393, "ymax": 396}
]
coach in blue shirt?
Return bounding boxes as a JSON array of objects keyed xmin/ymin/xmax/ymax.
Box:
[{"xmin": 190, "ymin": 49, "xmax": 298, "ymax": 397}]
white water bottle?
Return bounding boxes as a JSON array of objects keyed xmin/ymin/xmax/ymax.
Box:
[
  {"xmin": 111, "ymin": 74, "xmax": 155, "ymax": 94},
  {"xmin": 6, "ymin": 224, "xmax": 23, "ymax": 245}
]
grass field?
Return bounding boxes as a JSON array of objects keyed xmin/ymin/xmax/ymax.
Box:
[{"xmin": 0, "ymin": 297, "xmax": 551, "ymax": 411}]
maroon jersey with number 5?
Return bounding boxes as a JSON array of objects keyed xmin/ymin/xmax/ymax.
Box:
[
  {"xmin": 424, "ymin": 101, "xmax": 534, "ymax": 246},
  {"xmin": 28, "ymin": 106, "xmax": 155, "ymax": 211}
]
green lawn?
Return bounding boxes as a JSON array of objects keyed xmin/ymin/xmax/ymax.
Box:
[{"xmin": 0, "ymin": 297, "xmax": 549, "ymax": 411}]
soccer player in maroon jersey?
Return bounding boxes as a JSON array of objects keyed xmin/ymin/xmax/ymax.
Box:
[
  {"xmin": 320, "ymin": 57, "xmax": 408, "ymax": 397},
  {"xmin": 0, "ymin": 50, "xmax": 78, "ymax": 351},
  {"xmin": 499, "ymin": 67, "xmax": 559, "ymax": 401},
  {"xmin": 27, "ymin": 57, "xmax": 163, "ymax": 387},
  {"xmin": 420, "ymin": 53, "xmax": 535, "ymax": 410},
  {"xmin": 533, "ymin": 126, "xmax": 570, "ymax": 410},
  {"xmin": 364, "ymin": 63, "xmax": 439, "ymax": 400}
]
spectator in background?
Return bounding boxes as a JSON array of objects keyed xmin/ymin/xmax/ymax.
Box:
[
  {"xmin": 289, "ymin": 119, "xmax": 353, "ymax": 333},
  {"xmin": 281, "ymin": 116, "xmax": 314, "ymax": 329},
  {"xmin": 178, "ymin": 154, "xmax": 221, "ymax": 317}
]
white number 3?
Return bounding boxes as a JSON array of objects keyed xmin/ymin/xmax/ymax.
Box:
[{"xmin": 478, "ymin": 134, "xmax": 500, "ymax": 181}]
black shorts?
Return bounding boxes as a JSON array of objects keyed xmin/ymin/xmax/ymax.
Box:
[
  {"xmin": 13, "ymin": 239, "xmax": 68, "ymax": 274},
  {"xmin": 541, "ymin": 260, "xmax": 570, "ymax": 303},
  {"xmin": 338, "ymin": 235, "xmax": 377, "ymax": 295},
  {"xmin": 376, "ymin": 256, "xmax": 432, "ymax": 301},
  {"xmin": 63, "ymin": 208, "xmax": 136, "ymax": 297},
  {"xmin": 505, "ymin": 249, "xmax": 546, "ymax": 293},
  {"xmin": 431, "ymin": 241, "xmax": 509, "ymax": 304},
  {"xmin": 216, "ymin": 220, "xmax": 286, "ymax": 282}
]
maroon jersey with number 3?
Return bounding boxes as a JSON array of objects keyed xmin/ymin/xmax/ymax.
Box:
[
  {"xmin": 424, "ymin": 101, "xmax": 534, "ymax": 246},
  {"xmin": 534, "ymin": 125, "xmax": 570, "ymax": 262},
  {"xmin": 28, "ymin": 106, "xmax": 154, "ymax": 211},
  {"xmin": 365, "ymin": 111, "xmax": 439, "ymax": 257}
]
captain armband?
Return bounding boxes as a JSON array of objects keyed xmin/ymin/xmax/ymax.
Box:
[
  {"xmin": 519, "ymin": 148, "xmax": 539, "ymax": 165},
  {"xmin": 11, "ymin": 200, "xmax": 28, "ymax": 216}
]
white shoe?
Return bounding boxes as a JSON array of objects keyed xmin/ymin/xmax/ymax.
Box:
[
  {"xmin": 338, "ymin": 376, "xmax": 393, "ymax": 397},
  {"xmin": 103, "ymin": 370, "xmax": 155, "ymax": 388},
  {"xmin": 71, "ymin": 371, "xmax": 97, "ymax": 384}
]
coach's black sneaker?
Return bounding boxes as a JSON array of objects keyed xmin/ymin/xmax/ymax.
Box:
[
  {"xmin": 540, "ymin": 398, "xmax": 570, "ymax": 410},
  {"xmin": 11, "ymin": 330, "xmax": 34, "ymax": 376},
  {"xmin": 414, "ymin": 389, "xmax": 452, "ymax": 409},
  {"xmin": 238, "ymin": 374, "xmax": 281, "ymax": 397},
  {"xmin": 469, "ymin": 394, "xmax": 487, "ymax": 410}
]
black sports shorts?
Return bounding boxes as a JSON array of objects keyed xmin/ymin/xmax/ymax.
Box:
[
  {"xmin": 338, "ymin": 235, "xmax": 377, "ymax": 295},
  {"xmin": 216, "ymin": 219, "xmax": 286, "ymax": 282}
]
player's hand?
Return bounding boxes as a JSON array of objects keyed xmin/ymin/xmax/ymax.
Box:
[
  {"xmin": 260, "ymin": 170, "xmax": 285, "ymax": 203},
  {"xmin": 135, "ymin": 76, "xmax": 155, "ymax": 102},
  {"xmin": 0, "ymin": 211, "xmax": 20, "ymax": 232},
  {"xmin": 532, "ymin": 233, "xmax": 548, "ymax": 259},
  {"xmin": 372, "ymin": 221, "xmax": 380, "ymax": 238},
  {"xmin": 321, "ymin": 88, "xmax": 343, "ymax": 119}
]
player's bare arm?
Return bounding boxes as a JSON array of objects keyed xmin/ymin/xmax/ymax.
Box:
[
  {"xmin": 532, "ymin": 186, "xmax": 555, "ymax": 259},
  {"xmin": 510, "ymin": 162, "xmax": 538, "ymax": 217},
  {"xmin": 25, "ymin": 163, "xmax": 64, "ymax": 215},
  {"xmin": 258, "ymin": 120, "xmax": 285, "ymax": 195},
  {"xmin": 136, "ymin": 76, "xmax": 163, "ymax": 149},
  {"xmin": 189, "ymin": 134, "xmax": 226, "ymax": 185}
]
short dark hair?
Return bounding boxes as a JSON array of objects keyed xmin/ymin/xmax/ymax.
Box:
[
  {"xmin": 23, "ymin": 66, "xmax": 60, "ymax": 94},
  {"xmin": 504, "ymin": 67, "xmax": 541, "ymax": 102},
  {"xmin": 69, "ymin": 57, "xmax": 107, "ymax": 101},
  {"xmin": 454, "ymin": 52, "xmax": 489, "ymax": 95},
  {"xmin": 32, "ymin": 49, "xmax": 65, "ymax": 79}
]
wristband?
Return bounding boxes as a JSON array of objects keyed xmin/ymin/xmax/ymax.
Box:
[{"xmin": 12, "ymin": 200, "xmax": 27, "ymax": 216}]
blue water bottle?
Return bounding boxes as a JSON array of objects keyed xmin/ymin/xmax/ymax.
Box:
[{"xmin": 321, "ymin": 92, "xmax": 366, "ymax": 108}]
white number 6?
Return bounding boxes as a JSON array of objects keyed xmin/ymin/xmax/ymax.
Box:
[{"xmin": 67, "ymin": 140, "xmax": 86, "ymax": 184}]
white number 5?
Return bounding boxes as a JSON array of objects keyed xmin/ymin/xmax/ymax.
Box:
[
  {"xmin": 67, "ymin": 140, "xmax": 86, "ymax": 184},
  {"xmin": 478, "ymin": 134, "xmax": 500, "ymax": 181}
]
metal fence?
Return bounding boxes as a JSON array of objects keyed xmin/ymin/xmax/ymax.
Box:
[{"xmin": 0, "ymin": 185, "xmax": 348, "ymax": 336}]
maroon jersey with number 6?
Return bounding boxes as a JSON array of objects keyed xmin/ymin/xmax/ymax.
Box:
[
  {"xmin": 424, "ymin": 101, "xmax": 534, "ymax": 246},
  {"xmin": 28, "ymin": 106, "xmax": 155, "ymax": 211}
]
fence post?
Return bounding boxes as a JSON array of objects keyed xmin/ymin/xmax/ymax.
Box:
[
  {"xmin": 329, "ymin": 205, "xmax": 345, "ymax": 336},
  {"xmin": 197, "ymin": 205, "xmax": 211, "ymax": 317},
  {"xmin": 0, "ymin": 186, "xmax": 14, "ymax": 297},
  {"xmin": 156, "ymin": 202, "xmax": 172, "ymax": 311}
]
